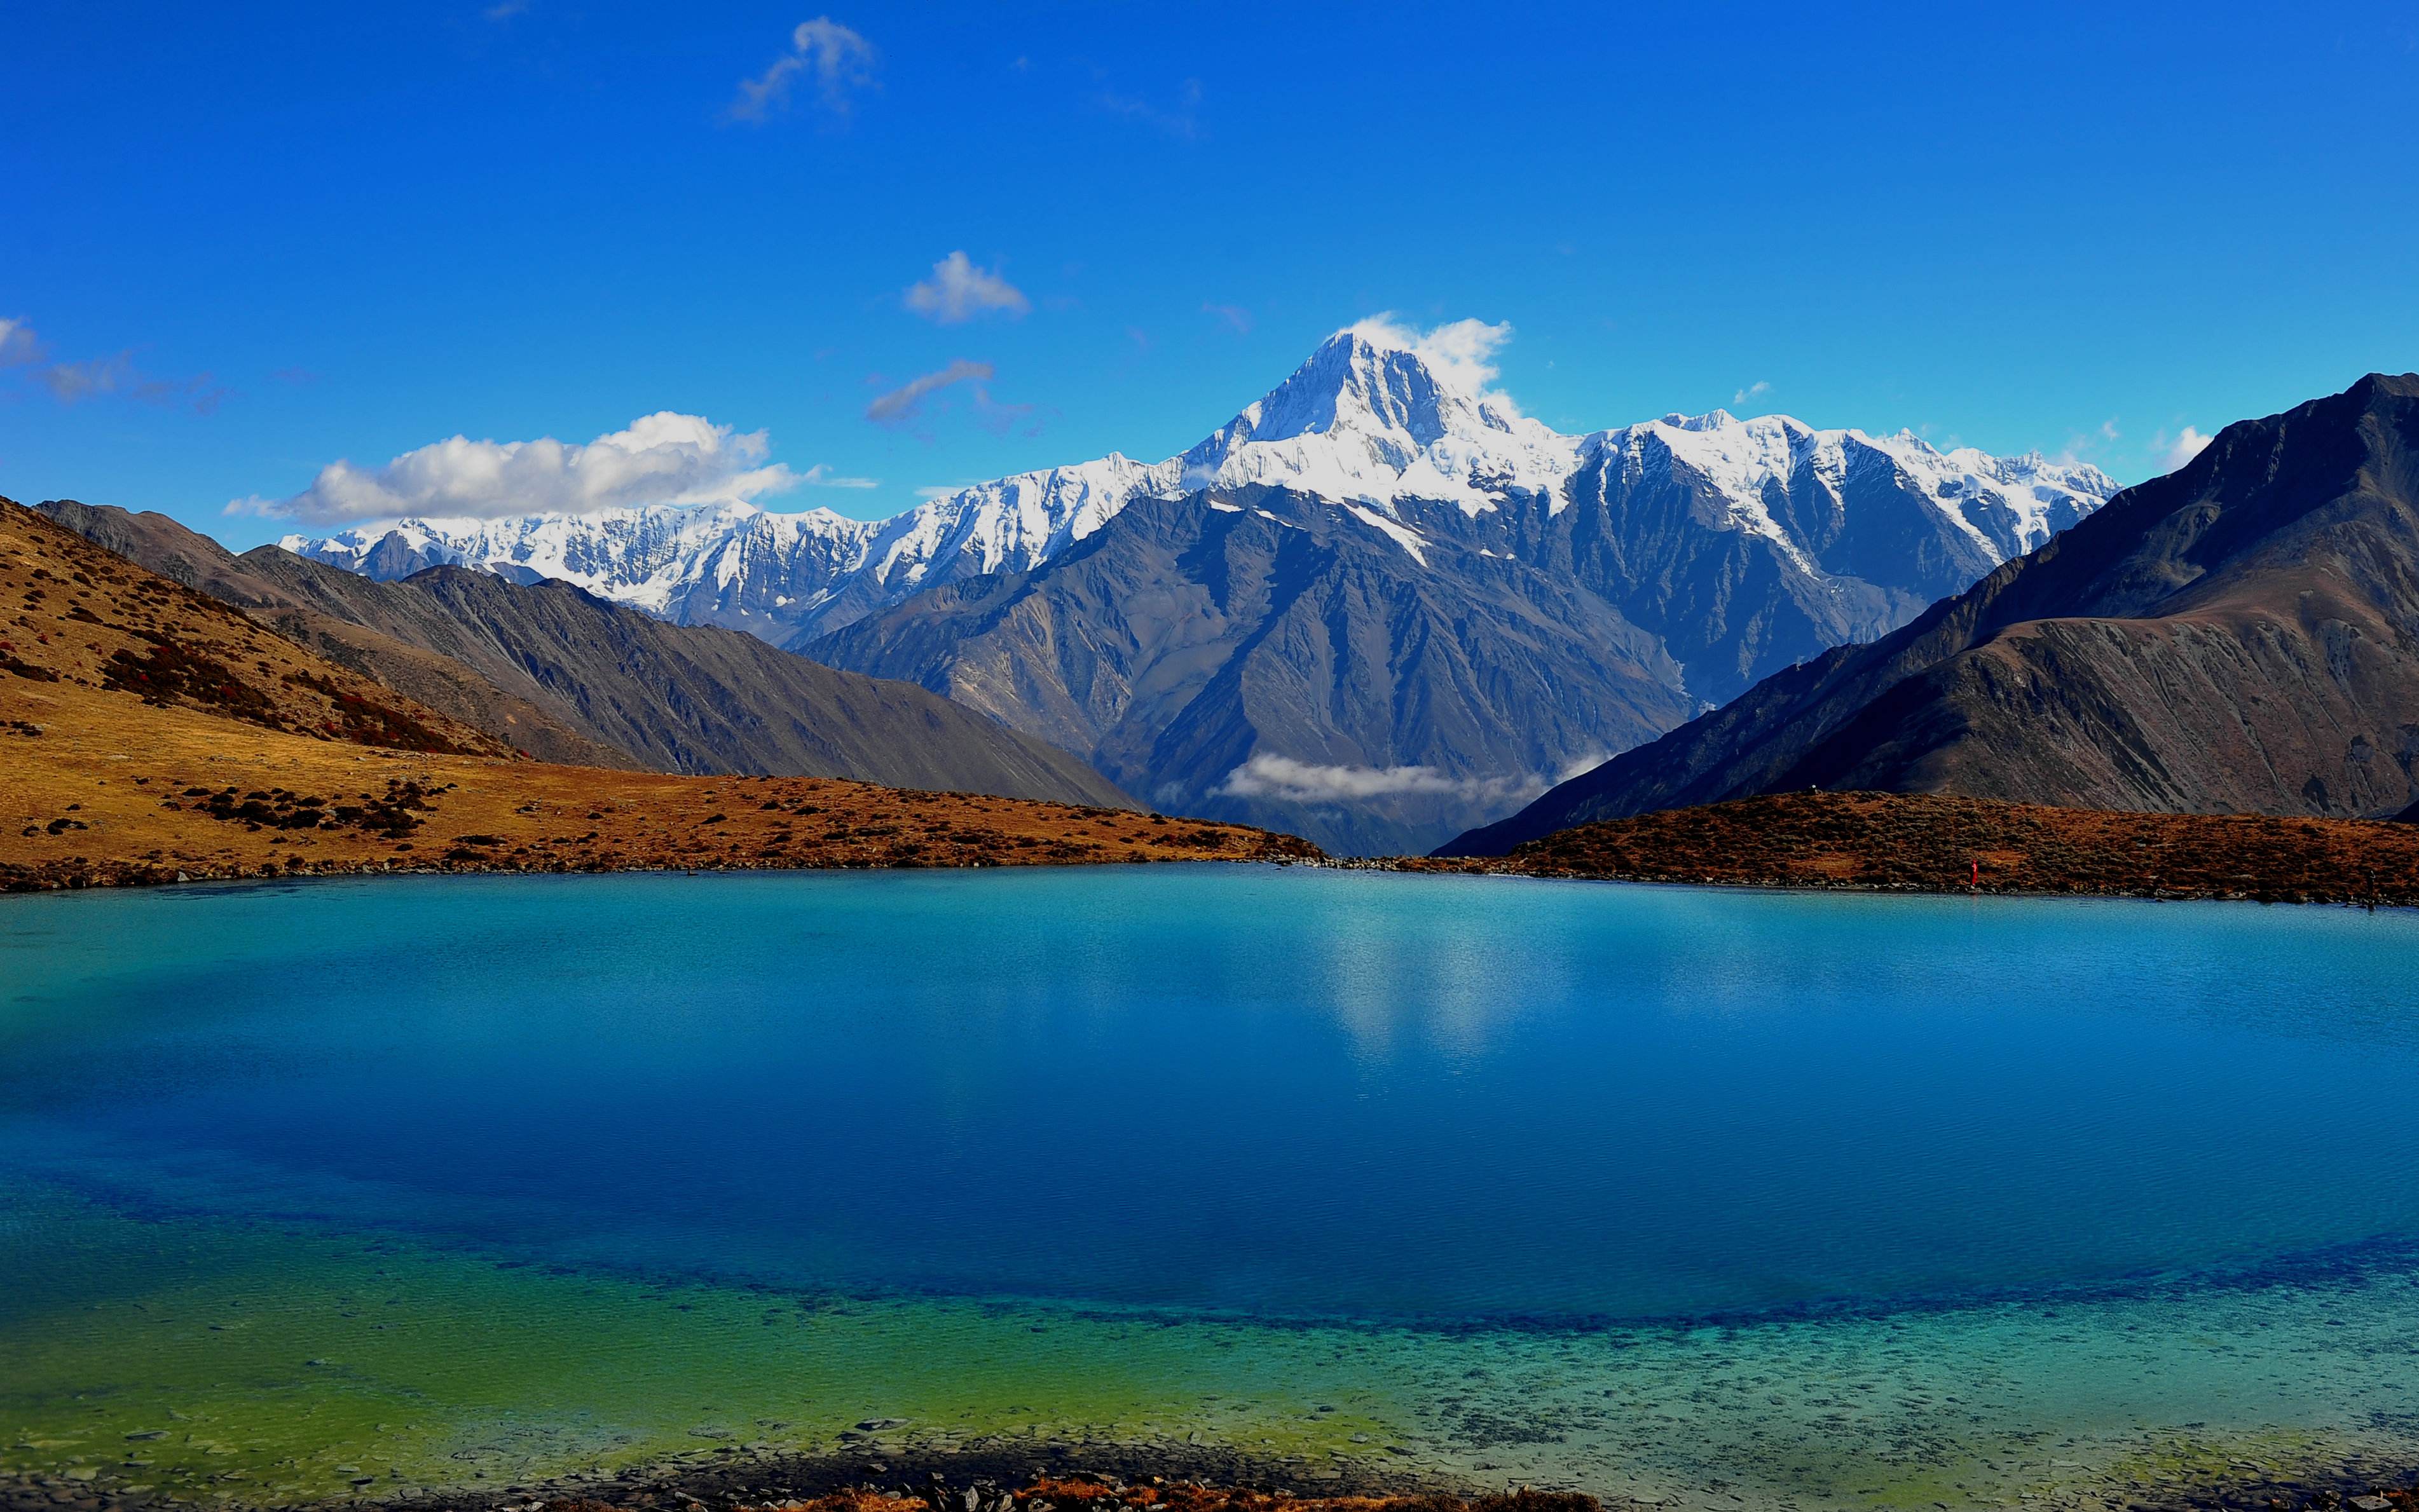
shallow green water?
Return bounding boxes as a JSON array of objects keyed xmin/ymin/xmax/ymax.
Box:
[{"xmin": 4, "ymin": 868, "xmax": 2417, "ymax": 1508}]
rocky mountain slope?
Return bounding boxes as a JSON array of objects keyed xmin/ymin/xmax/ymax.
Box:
[
  {"xmin": 280, "ymin": 327, "xmax": 2114, "ymax": 852},
  {"xmin": 805, "ymin": 487, "xmax": 1694, "ymax": 854},
  {"xmin": 1445, "ymin": 373, "xmax": 2419, "ymax": 854},
  {"xmin": 36, "ymin": 500, "xmax": 1134, "ymax": 808},
  {"xmin": 35, "ymin": 497, "xmax": 632, "ymax": 767},
  {"xmin": 1, "ymin": 496, "xmax": 511, "ymax": 761}
]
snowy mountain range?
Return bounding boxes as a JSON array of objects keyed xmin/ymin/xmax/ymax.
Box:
[
  {"xmin": 285, "ymin": 327, "xmax": 2117, "ymax": 851},
  {"xmin": 287, "ymin": 329, "xmax": 2113, "ymax": 652}
]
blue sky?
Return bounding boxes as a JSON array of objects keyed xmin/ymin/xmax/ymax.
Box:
[{"xmin": 4, "ymin": 1, "xmax": 2417, "ymax": 547}]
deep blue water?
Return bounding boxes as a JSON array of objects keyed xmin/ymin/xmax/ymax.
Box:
[{"xmin": 5, "ymin": 866, "xmax": 2419, "ymax": 1324}]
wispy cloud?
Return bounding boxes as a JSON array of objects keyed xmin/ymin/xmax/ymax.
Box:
[
  {"xmin": 1732, "ymin": 379, "xmax": 1771, "ymax": 406},
  {"xmin": 482, "ymin": 0, "xmax": 529, "ymax": 20},
  {"xmin": 1202, "ymin": 303, "xmax": 1252, "ymax": 335},
  {"xmin": 39, "ymin": 350, "xmax": 225, "ymax": 413},
  {"xmin": 904, "ymin": 251, "xmax": 1029, "ymax": 325},
  {"xmin": 1, "ymin": 317, "xmax": 221, "ymax": 412},
  {"xmin": 229, "ymin": 411, "xmax": 806, "ymax": 525},
  {"xmin": 865, "ymin": 359, "xmax": 992, "ymax": 426},
  {"xmin": 1214, "ymin": 753, "xmax": 1551, "ymax": 808},
  {"xmin": 973, "ymin": 388, "xmax": 1042, "ymax": 438},
  {"xmin": 40, "ymin": 355, "xmax": 137, "ymax": 402},
  {"xmin": 1096, "ymin": 78, "xmax": 1202, "ymax": 139},
  {"xmin": 2053, "ymin": 417, "xmax": 2124, "ymax": 469},
  {"xmin": 0, "ymin": 317, "xmax": 43, "ymax": 367},
  {"xmin": 798, "ymin": 465, "xmax": 879, "ymax": 488},
  {"xmin": 728, "ymin": 17, "xmax": 875, "ymax": 123},
  {"xmin": 2156, "ymin": 425, "xmax": 2212, "ymax": 472},
  {"xmin": 1348, "ymin": 314, "xmax": 1518, "ymax": 409}
]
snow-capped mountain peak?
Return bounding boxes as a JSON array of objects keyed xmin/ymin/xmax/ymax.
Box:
[
  {"xmin": 284, "ymin": 322, "xmax": 2120, "ymax": 649},
  {"xmin": 1654, "ymin": 409, "xmax": 1741, "ymax": 432},
  {"xmin": 1178, "ymin": 327, "xmax": 1576, "ymax": 514},
  {"xmin": 1235, "ymin": 329, "xmax": 1479, "ymax": 445}
]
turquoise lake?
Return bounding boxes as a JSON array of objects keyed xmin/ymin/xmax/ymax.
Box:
[{"xmin": 4, "ymin": 866, "xmax": 2417, "ymax": 1508}]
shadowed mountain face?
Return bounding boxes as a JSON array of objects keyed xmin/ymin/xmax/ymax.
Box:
[
  {"xmin": 802, "ymin": 437, "xmax": 2111, "ymax": 855},
  {"xmin": 800, "ymin": 400, "xmax": 2113, "ymax": 854},
  {"xmin": 33, "ymin": 500, "xmax": 1134, "ymax": 809},
  {"xmin": 1446, "ymin": 373, "xmax": 2419, "ymax": 855},
  {"xmin": 808, "ymin": 489, "xmax": 1696, "ymax": 855}
]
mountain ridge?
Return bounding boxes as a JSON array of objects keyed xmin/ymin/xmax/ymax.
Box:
[
  {"xmin": 1443, "ymin": 371, "xmax": 2419, "ymax": 854},
  {"xmin": 285, "ymin": 328, "xmax": 2115, "ymax": 655},
  {"xmin": 0, "ymin": 496, "xmax": 1303, "ymax": 896},
  {"xmin": 275, "ymin": 328, "xmax": 2116, "ymax": 852},
  {"xmin": 34, "ymin": 498, "xmax": 1136, "ymax": 809}
]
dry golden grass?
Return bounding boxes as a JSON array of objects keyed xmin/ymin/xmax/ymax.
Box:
[{"xmin": 0, "ymin": 499, "xmax": 1317, "ymax": 892}]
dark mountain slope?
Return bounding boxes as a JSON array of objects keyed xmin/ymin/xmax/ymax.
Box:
[
  {"xmin": 1446, "ymin": 372, "xmax": 2419, "ymax": 854},
  {"xmin": 34, "ymin": 500, "xmax": 1134, "ymax": 808},
  {"xmin": 382, "ymin": 566, "xmax": 1133, "ymax": 804},
  {"xmin": 809, "ymin": 487, "xmax": 1694, "ymax": 855}
]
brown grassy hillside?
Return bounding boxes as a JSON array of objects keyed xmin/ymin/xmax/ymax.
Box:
[{"xmin": 0, "ymin": 500, "xmax": 1319, "ymax": 892}]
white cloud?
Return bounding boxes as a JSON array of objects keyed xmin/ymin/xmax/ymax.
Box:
[
  {"xmin": 1202, "ymin": 303, "xmax": 1252, "ymax": 334},
  {"xmin": 1347, "ymin": 314, "xmax": 1518, "ymax": 408},
  {"xmin": 903, "ymin": 251, "xmax": 1029, "ymax": 325},
  {"xmin": 1213, "ymin": 753, "xmax": 1550, "ymax": 807},
  {"xmin": 728, "ymin": 17, "xmax": 875, "ymax": 123},
  {"xmin": 1733, "ymin": 380, "xmax": 1771, "ymax": 405},
  {"xmin": 231, "ymin": 412, "xmax": 806, "ymax": 525},
  {"xmin": 2159, "ymin": 426, "xmax": 2212, "ymax": 472},
  {"xmin": 865, "ymin": 358, "xmax": 992, "ymax": 425},
  {"xmin": 800, "ymin": 465, "xmax": 879, "ymax": 489},
  {"xmin": 0, "ymin": 317, "xmax": 41, "ymax": 367},
  {"xmin": 1552, "ymin": 749, "xmax": 1613, "ymax": 784}
]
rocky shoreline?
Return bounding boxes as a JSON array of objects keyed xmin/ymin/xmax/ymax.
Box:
[{"xmin": 4, "ymin": 1447, "xmax": 2413, "ymax": 1512}]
